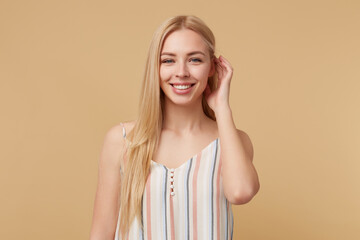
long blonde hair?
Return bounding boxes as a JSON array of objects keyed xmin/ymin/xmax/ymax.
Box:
[{"xmin": 118, "ymin": 15, "xmax": 218, "ymax": 238}]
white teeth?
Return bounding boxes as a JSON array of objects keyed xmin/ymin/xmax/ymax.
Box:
[{"xmin": 172, "ymin": 84, "xmax": 192, "ymax": 90}]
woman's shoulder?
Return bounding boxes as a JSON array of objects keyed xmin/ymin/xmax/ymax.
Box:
[
  {"xmin": 104, "ymin": 120, "xmax": 136, "ymax": 143},
  {"xmin": 100, "ymin": 120, "xmax": 136, "ymax": 166},
  {"xmin": 120, "ymin": 120, "xmax": 136, "ymax": 136}
]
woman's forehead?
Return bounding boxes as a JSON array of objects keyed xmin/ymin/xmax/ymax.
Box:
[{"xmin": 161, "ymin": 29, "xmax": 209, "ymax": 54}]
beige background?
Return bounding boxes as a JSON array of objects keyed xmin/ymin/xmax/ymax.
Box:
[{"xmin": 1, "ymin": 0, "xmax": 359, "ymax": 239}]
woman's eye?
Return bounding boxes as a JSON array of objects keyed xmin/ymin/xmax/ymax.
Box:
[
  {"xmin": 161, "ymin": 59, "xmax": 174, "ymax": 63},
  {"xmin": 190, "ymin": 58, "xmax": 202, "ymax": 63}
]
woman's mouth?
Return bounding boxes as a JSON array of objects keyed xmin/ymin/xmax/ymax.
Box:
[
  {"xmin": 170, "ymin": 83, "xmax": 195, "ymax": 90},
  {"xmin": 170, "ymin": 83, "xmax": 196, "ymax": 94}
]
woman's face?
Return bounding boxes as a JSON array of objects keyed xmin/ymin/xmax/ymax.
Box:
[{"xmin": 159, "ymin": 28, "xmax": 214, "ymax": 106}]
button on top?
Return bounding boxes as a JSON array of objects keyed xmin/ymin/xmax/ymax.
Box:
[{"xmin": 169, "ymin": 169, "xmax": 175, "ymax": 196}]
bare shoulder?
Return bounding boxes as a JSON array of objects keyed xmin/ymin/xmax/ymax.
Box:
[
  {"xmin": 236, "ymin": 129, "xmax": 254, "ymax": 161},
  {"xmin": 101, "ymin": 120, "xmax": 136, "ymax": 164},
  {"xmin": 99, "ymin": 125, "xmax": 125, "ymax": 168},
  {"xmin": 121, "ymin": 120, "xmax": 136, "ymax": 135},
  {"xmin": 103, "ymin": 120, "xmax": 136, "ymax": 146}
]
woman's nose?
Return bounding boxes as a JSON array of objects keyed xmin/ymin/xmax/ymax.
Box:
[{"xmin": 176, "ymin": 61, "xmax": 190, "ymax": 78}]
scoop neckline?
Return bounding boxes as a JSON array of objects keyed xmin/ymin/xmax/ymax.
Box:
[{"xmin": 151, "ymin": 137, "xmax": 219, "ymax": 171}]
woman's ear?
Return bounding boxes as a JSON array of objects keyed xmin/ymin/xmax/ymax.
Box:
[{"xmin": 208, "ymin": 57, "xmax": 216, "ymax": 77}]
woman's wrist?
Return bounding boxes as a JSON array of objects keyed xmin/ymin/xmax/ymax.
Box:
[{"xmin": 214, "ymin": 104, "xmax": 232, "ymax": 118}]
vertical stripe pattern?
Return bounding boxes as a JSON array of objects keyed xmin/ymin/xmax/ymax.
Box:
[
  {"xmin": 184, "ymin": 158, "xmax": 192, "ymax": 239},
  {"xmin": 162, "ymin": 166, "xmax": 168, "ymax": 240},
  {"xmin": 116, "ymin": 123, "xmax": 234, "ymax": 240}
]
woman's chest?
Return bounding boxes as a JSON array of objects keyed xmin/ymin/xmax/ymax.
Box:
[
  {"xmin": 152, "ymin": 137, "xmax": 219, "ymax": 169},
  {"xmin": 145, "ymin": 138, "xmax": 222, "ymax": 200}
]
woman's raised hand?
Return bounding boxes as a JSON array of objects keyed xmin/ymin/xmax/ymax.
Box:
[{"xmin": 204, "ymin": 55, "xmax": 233, "ymax": 114}]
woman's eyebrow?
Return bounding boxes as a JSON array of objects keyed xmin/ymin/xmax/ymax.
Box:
[{"xmin": 161, "ymin": 51, "xmax": 206, "ymax": 56}]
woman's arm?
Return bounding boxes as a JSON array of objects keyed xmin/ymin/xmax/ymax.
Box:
[
  {"xmin": 216, "ymin": 107, "xmax": 260, "ymax": 205},
  {"xmin": 89, "ymin": 124, "xmax": 125, "ymax": 240},
  {"xmin": 205, "ymin": 55, "xmax": 260, "ymax": 205}
]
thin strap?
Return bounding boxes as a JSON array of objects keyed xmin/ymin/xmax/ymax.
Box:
[
  {"xmin": 119, "ymin": 122, "xmax": 127, "ymax": 174},
  {"xmin": 119, "ymin": 121, "xmax": 132, "ymax": 149},
  {"xmin": 120, "ymin": 122, "xmax": 127, "ymax": 139}
]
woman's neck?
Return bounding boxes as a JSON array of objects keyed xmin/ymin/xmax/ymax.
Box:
[{"xmin": 162, "ymin": 97, "xmax": 210, "ymax": 134}]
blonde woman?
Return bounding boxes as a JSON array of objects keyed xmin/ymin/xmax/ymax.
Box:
[{"xmin": 90, "ymin": 15, "xmax": 260, "ymax": 240}]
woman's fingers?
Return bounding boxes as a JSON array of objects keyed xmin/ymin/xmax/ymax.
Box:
[
  {"xmin": 218, "ymin": 56, "xmax": 233, "ymax": 80},
  {"xmin": 215, "ymin": 57, "xmax": 224, "ymax": 79},
  {"xmin": 219, "ymin": 56, "xmax": 233, "ymax": 71},
  {"xmin": 214, "ymin": 56, "xmax": 234, "ymax": 85}
]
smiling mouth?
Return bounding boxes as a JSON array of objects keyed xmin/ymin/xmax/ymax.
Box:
[{"xmin": 170, "ymin": 83, "xmax": 196, "ymax": 90}]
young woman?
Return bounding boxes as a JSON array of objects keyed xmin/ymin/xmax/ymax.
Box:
[{"xmin": 90, "ymin": 15, "xmax": 260, "ymax": 240}]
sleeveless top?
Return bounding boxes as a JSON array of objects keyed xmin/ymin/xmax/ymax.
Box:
[{"xmin": 115, "ymin": 122, "xmax": 234, "ymax": 240}]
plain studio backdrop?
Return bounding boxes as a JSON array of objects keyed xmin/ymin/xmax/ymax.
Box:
[{"xmin": 0, "ymin": 0, "xmax": 359, "ymax": 239}]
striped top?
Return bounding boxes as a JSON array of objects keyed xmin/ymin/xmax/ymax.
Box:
[{"xmin": 115, "ymin": 123, "xmax": 234, "ymax": 240}]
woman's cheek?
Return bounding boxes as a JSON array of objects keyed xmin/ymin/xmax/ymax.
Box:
[
  {"xmin": 159, "ymin": 67, "xmax": 170, "ymax": 81},
  {"xmin": 192, "ymin": 66, "xmax": 211, "ymax": 80}
]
